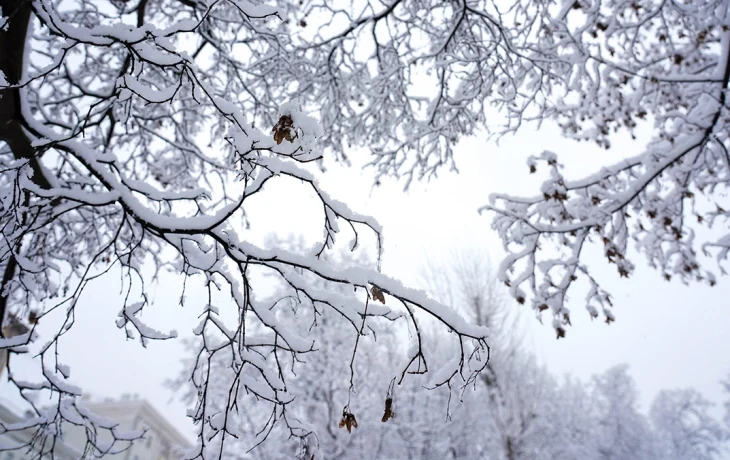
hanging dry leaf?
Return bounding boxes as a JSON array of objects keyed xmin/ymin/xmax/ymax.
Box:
[
  {"xmin": 347, "ymin": 413, "xmax": 358, "ymax": 432},
  {"xmin": 370, "ymin": 286, "xmax": 385, "ymax": 304},
  {"xmin": 272, "ymin": 115, "xmax": 296, "ymax": 145},
  {"xmin": 338, "ymin": 410, "xmax": 358, "ymax": 433},
  {"xmin": 381, "ymin": 397, "xmax": 394, "ymax": 422},
  {"xmin": 28, "ymin": 310, "xmax": 39, "ymax": 325}
]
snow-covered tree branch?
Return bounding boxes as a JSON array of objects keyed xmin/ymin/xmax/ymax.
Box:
[
  {"xmin": 4, "ymin": 0, "xmax": 730, "ymax": 455},
  {"xmin": 480, "ymin": 1, "xmax": 730, "ymax": 333},
  {"xmin": 276, "ymin": 0, "xmax": 730, "ymax": 335},
  {"xmin": 177, "ymin": 247, "xmax": 730, "ymax": 459},
  {"xmin": 0, "ymin": 1, "xmax": 488, "ymax": 457}
]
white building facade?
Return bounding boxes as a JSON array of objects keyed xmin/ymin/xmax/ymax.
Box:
[
  {"xmin": 62, "ymin": 397, "xmax": 192, "ymax": 460},
  {"xmin": 0, "ymin": 402, "xmax": 79, "ymax": 460},
  {"xmin": 0, "ymin": 397, "xmax": 191, "ymax": 459}
]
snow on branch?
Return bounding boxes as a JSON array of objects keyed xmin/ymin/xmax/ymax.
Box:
[
  {"xmin": 277, "ymin": 0, "xmax": 730, "ymax": 338},
  {"xmin": 0, "ymin": 0, "xmax": 489, "ymax": 457}
]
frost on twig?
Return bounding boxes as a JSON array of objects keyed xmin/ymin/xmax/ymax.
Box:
[
  {"xmin": 276, "ymin": 0, "xmax": 730, "ymax": 336},
  {"xmin": 0, "ymin": 0, "xmax": 488, "ymax": 457},
  {"xmin": 483, "ymin": 1, "xmax": 730, "ymax": 335}
]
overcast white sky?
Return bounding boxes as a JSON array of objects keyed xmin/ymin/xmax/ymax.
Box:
[{"xmin": 3, "ymin": 117, "xmax": 730, "ymax": 445}]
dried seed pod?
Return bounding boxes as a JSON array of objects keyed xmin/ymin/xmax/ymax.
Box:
[
  {"xmin": 381, "ymin": 397, "xmax": 394, "ymax": 422},
  {"xmin": 272, "ymin": 115, "xmax": 296, "ymax": 144},
  {"xmin": 346, "ymin": 413, "xmax": 358, "ymax": 432},
  {"xmin": 370, "ymin": 286, "xmax": 385, "ymax": 304},
  {"xmin": 28, "ymin": 310, "xmax": 39, "ymax": 325},
  {"xmin": 339, "ymin": 408, "xmax": 358, "ymax": 433}
]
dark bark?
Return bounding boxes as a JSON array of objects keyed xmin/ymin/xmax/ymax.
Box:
[
  {"xmin": 0, "ymin": 0, "xmax": 46, "ymax": 334},
  {"xmin": 0, "ymin": 0, "xmax": 43, "ymax": 173}
]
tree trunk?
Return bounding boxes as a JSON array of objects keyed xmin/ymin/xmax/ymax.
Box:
[{"xmin": 0, "ymin": 0, "xmax": 43, "ymax": 334}]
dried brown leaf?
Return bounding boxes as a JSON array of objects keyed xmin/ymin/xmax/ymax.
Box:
[
  {"xmin": 370, "ymin": 286, "xmax": 385, "ymax": 304},
  {"xmin": 272, "ymin": 115, "xmax": 296, "ymax": 145},
  {"xmin": 382, "ymin": 397, "xmax": 394, "ymax": 422}
]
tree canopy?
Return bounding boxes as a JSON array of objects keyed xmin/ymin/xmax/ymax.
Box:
[
  {"xmin": 1, "ymin": 0, "xmax": 729, "ymax": 457},
  {"xmin": 175, "ymin": 250, "xmax": 730, "ymax": 459}
]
